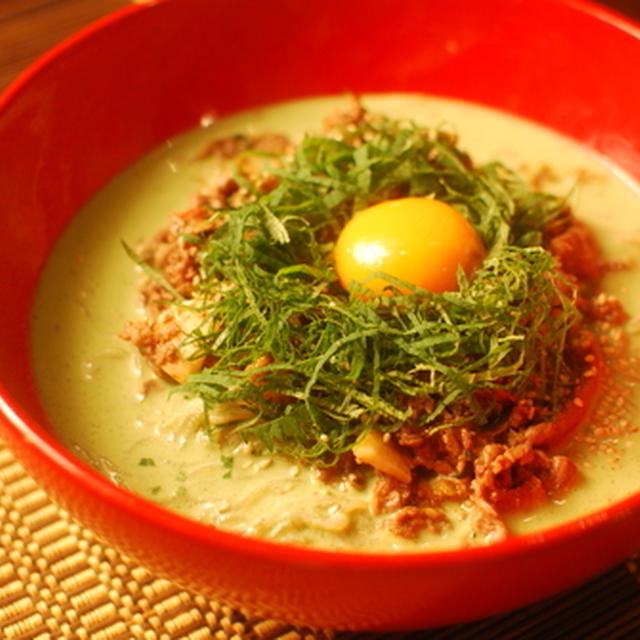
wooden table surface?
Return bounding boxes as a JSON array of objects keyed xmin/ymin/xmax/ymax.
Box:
[{"xmin": 0, "ymin": 0, "xmax": 130, "ymax": 90}]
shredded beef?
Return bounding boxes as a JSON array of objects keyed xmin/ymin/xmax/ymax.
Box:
[
  {"xmin": 399, "ymin": 426, "xmax": 481, "ymax": 477},
  {"xmin": 371, "ymin": 474, "xmax": 413, "ymax": 515},
  {"xmin": 418, "ymin": 475, "xmax": 470, "ymax": 504},
  {"xmin": 464, "ymin": 497, "xmax": 509, "ymax": 544},
  {"xmin": 472, "ymin": 442, "xmax": 577, "ymax": 512},
  {"xmin": 386, "ymin": 506, "xmax": 447, "ymax": 539},
  {"xmin": 140, "ymin": 230, "xmax": 200, "ymax": 305},
  {"xmin": 588, "ymin": 292, "xmax": 627, "ymax": 325},
  {"xmin": 120, "ymin": 312, "xmax": 183, "ymax": 371},
  {"xmin": 548, "ymin": 219, "xmax": 602, "ymax": 281},
  {"xmin": 314, "ymin": 453, "xmax": 367, "ymax": 489}
]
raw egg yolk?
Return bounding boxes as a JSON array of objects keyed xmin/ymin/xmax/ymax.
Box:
[{"xmin": 334, "ymin": 197, "xmax": 485, "ymax": 295}]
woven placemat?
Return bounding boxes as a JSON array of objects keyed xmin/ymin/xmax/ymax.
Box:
[
  {"xmin": 3, "ymin": 435, "xmax": 640, "ymax": 640},
  {"xmin": 0, "ymin": 439, "xmax": 337, "ymax": 640}
]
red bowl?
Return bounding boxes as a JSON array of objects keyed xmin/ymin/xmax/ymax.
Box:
[{"xmin": 1, "ymin": 0, "xmax": 640, "ymax": 631}]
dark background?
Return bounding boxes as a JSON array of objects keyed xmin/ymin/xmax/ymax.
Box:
[{"xmin": 603, "ymin": 0, "xmax": 640, "ymax": 19}]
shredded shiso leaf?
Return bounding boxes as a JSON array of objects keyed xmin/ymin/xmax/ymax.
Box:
[{"xmin": 163, "ymin": 112, "xmax": 578, "ymax": 461}]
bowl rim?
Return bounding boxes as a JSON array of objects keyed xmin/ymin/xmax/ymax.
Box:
[{"xmin": 1, "ymin": 0, "xmax": 640, "ymax": 571}]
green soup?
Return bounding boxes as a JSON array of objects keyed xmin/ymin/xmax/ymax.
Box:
[{"xmin": 30, "ymin": 94, "xmax": 640, "ymax": 551}]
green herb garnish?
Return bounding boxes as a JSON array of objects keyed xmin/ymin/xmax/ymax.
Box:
[
  {"xmin": 221, "ymin": 454, "xmax": 234, "ymax": 479},
  {"xmin": 161, "ymin": 112, "xmax": 577, "ymax": 462}
]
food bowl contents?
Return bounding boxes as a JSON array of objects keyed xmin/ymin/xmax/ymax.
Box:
[{"xmin": 30, "ymin": 94, "xmax": 640, "ymax": 551}]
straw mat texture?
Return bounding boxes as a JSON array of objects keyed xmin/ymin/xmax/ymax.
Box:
[
  {"xmin": 3, "ymin": 434, "xmax": 640, "ymax": 640},
  {"xmin": 0, "ymin": 440, "xmax": 335, "ymax": 640}
]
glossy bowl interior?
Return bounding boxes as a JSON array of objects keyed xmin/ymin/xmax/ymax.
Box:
[{"xmin": 2, "ymin": 0, "xmax": 640, "ymax": 631}]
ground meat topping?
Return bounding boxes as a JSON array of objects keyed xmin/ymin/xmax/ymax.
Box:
[
  {"xmin": 463, "ymin": 497, "xmax": 509, "ymax": 545},
  {"xmin": 385, "ymin": 506, "xmax": 447, "ymax": 539},
  {"xmin": 371, "ymin": 474, "xmax": 414, "ymax": 515},
  {"xmin": 471, "ymin": 442, "xmax": 577, "ymax": 512},
  {"xmin": 120, "ymin": 100, "xmax": 636, "ymax": 545},
  {"xmin": 548, "ymin": 219, "xmax": 603, "ymax": 281}
]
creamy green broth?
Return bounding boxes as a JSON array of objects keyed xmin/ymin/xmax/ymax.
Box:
[{"xmin": 31, "ymin": 94, "xmax": 640, "ymax": 551}]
